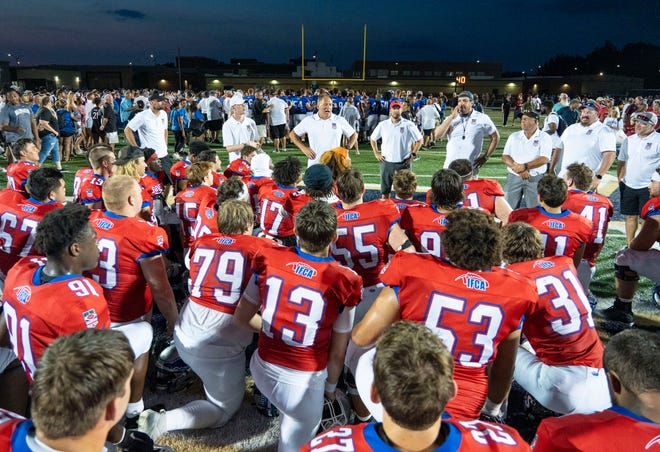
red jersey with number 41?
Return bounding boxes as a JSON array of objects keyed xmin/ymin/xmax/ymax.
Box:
[
  {"xmin": 2, "ymin": 257, "xmax": 110, "ymax": 382},
  {"xmin": 380, "ymin": 252, "xmax": 536, "ymax": 420},
  {"xmin": 563, "ymin": 189, "xmax": 613, "ymax": 267},
  {"xmin": 245, "ymin": 246, "xmax": 362, "ymax": 372}
]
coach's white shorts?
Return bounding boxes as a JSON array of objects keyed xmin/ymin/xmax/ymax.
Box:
[
  {"xmin": 0, "ymin": 347, "xmax": 17, "ymax": 374},
  {"xmin": 111, "ymin": 317, "xmax": 153, "ymax": 357},
  {"xmin": 615, "ymin": 248, "xmax": 660, "ymax": 284},
  {"xmin": 256, "ymin": 124, "xmax": 267, "ymax": 138},
  {"xmin": 106, "ymin": 131, "xmax": 119, "ymax": 144},
  {"xmin": 514, "ymin": 345, "xmax": 611, "ymax": 415}
]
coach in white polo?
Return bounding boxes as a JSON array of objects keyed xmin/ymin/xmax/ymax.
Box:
[
  {"xmin": 559, "ymin": 100, "xmax": 616, "ymax": 190},
  {"xmin": 222, "ymin": 93, "xmax": 259, "ymax": 163},
  {"xmin": 290, "ymin": 94, "xmax": 357, "ymax": 167},
  {"xmin": 502, "ymin": 111, "xmax": 552, "ymax": 208},
  {"xmin": 434, "ymin": 91, "xmax": 499, "ymax": 172},
  {"xmin": 371, "ymin": 99, "xmax": 423, "ymax": 198}
]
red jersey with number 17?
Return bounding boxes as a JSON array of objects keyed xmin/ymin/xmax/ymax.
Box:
[
  {"xmin": 563, "ymin": 189, "xmax": 613, "ymax": 267},
  {"xmin": 380, "ymin": 252, "xmax": 536, "ymax": 420},
  {"xmin": 245, "ymin": 246, "xmax": 362, "ymax": 372},
  {"xmin": 400, "ymin": 204, "xmax": 452, "ymax": 257},
  {"xmin": 258, "ymin": 184, "xmax": 299, "ymax": 238},
  {"xmin": 2, "ymin": 257, "xmax": 110, "ymax": 382},
  {"xmin": 507, "ymin": 256, "xmax": 603, "ymax": 367}
]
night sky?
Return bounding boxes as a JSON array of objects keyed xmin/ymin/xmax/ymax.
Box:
[{"xmin": 3, "ymin": 0, "xmax": 658, "ymax": 71}]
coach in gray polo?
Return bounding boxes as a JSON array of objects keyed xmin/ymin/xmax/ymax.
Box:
[{"xmin": 371, "ymin": 99, "xmax": 423, "ymax": 198}]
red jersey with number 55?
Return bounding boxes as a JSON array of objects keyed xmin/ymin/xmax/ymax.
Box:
[
  {"xmin": 303, "ymin": 419, "xmax": 531, "ymax": 451},
  {"xmin": 0, "ymin": 189, "xmax": 63, "ymax": 275},
  {"xmin": 400, "ymin": 204, "xmax": 451, "ymax": 257},
  {"xmin": 258, "ymin": 184, "xmax": 299, "ymax": 238},
  {"xmin": 426, "ymin": 179, "xmax": 504, "ymax": 215},
  {"xmin": 245, "ymin": 246, "xmax": 362, "ymax": 372},
  {"xmin": 332, "ymin": 199, "xmax": 401, "ymax": 287},
  {"xmin": 2, "ymin": 257, "xmax": 110, "ymax": 382},
  {"xmin": 6, "ymin": 161, "xmax": 39, "ymax": 195},
  {"xmin": 174, "ymin": 185, "xmax": 217, "ymax": 247},
  {"xmin": 563, "ymin": 189, "xmax": 613, "ymax": 267},
  {"xmin": 189, "ymin": 233, "xmax": 271, "ymax": 315},
  {"xmin": 86, "ymin": 210, "xmax": 168, "ymax": 322},
  {"xmin": 380, "ymin": 252, "xmax": 536, "ymax": 420},
  {"xmin": 509, "ymin": 207, "xmax": 593, "ymax": 260},
  {"xmin": 507, "ymin": 256, "xmax": 603, "ymax": 367}
]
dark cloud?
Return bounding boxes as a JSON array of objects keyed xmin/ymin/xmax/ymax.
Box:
[{"xmin": 106, "ymin": 9, "xmax": 146, "ymax": 20}]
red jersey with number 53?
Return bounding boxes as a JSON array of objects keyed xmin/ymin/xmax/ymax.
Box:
[
  {"xmin": 0, "ymin": 189, "xmax": 63, "ymax": 275},
  {"xmin": 2, "ymin": 257, "xmax": 110, "ymax": 382},
  {"xmin": 189, "ymin": 233, "xmax": 271, "ymax": 315},
  {"xmin": 509, "ymin": 207, "xmax": 593, "ymax": 260},
  {"xmin": 380, "ymin": 252, "xmax": 536, "ymax": 420},
  {"xmin": 303, "ymin": 419, "xmax": 531, "ymax": 451},
  {"xmin": 332, "ymin": 199, "xmax": 401, "ymax": 287},
  {"xmin": 426, "ymin": 179, "xmax": 504, "ymax": 215},
  {"xmin": 245, "ymin": 246, "xmax": 362, "ymax": 372},
  {"xmin": 507, "ymin": 256, "xmax": 603, "ymax": 367},
  {"xmin": 86, "ymin": 210, "xmax": 168, "ymax": 322},
  {"xmin": 174, "ymin": 185, "xmax": 217, "ymax": 247},
  {"xmin": 400, "ymin": 204, "xmax": 451, "ymax": 257},
  {"xmin": 563, "ymin": 189, "xmax": 613, "ymax": 267},
  {"xmin": 258, "ymin": 184, "xmax": 299, "ymax": 238}
]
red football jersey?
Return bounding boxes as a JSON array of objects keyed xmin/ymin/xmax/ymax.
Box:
[
  {"xmin": 141, "ymin": 172, "xmax": 165, "ymax": 199},
  {"xmin": 2, "ymin": 257, "xmax": 110, "ymax": 382},
  {"xmin": 0, "ymin": 409, "xmax": 29, "ymax": 451},
  {"xmin": 391, "ymin": 196, "xmax": 426, "ymax": 212},
  {"xmin": 72, "ymin": 167, "xmax": 94, "ymax": 203},
  {"xmin": 76, "ymin": 173, "xmax": 106, "ymax": 206},
  {"xmin": 380, "ymin": 252, "xmax": 536, "ymax": 420},
  {"xmin": 174, "ymin": 185, "xmax": 217, "ymax": 248},
  {"xmin": 287, "ymin": 190, "xmax": 312, "ymax": 217},
  {"xmin": 6, "ymin": 161, "xmax": 39, "ymax": 195},
  {"xmin": 563, "ymin": 189, "xmax": 614, "ymax": 266},
  {"xmin": 509, "ymin": 207, "xmax": 593, "ymax": 260},
  {"xmin": 86, "ymin": 210, "xmax": 169, "ymax": 322},
  {"xmin": 188, "ymin": 233, "xmax": 270, "ymax": 314},
  {"xmin": 223, "ymin": 158, "xmax": 251, "ymax": 180},
  {"xmin": 170, "ymin": 159, "xmax": 191, "ymax": 185},
  {"xmin": 533, "ymin": 406, "xmax": 660, "ymax": 452},
  {"xmin": 331, "ymin": 199, "xmax": 401, "ymax": 287},
  {"xmin": 426, "ymin": 179, "xmax": 504, "ymax": 215},
  {"xmin": 247, "ymin": 176, "xmax": 273, "ymax": 218},
  {"xmin": 400, "ymin": 204, "xmax": 450, "ymax": 257},
  {"xmin": 0, "ymin": 189, "xmax": 63, "ymax": 274},
  {"xmin": 507, "ymin": 256, "xmax": 603, "ymax": 367},
  {"xmin": 247, "ymin": 246, "xmax": 362, "ymax": 372},
  {"xmin": 642, "ymin": 196, "xmax": 660, "ymax": 221},
  {"xmin": 304, "ymin": 419, "xmax": 531, "ymax": 451},
  {"xmin": 192, "ymin": 196, "xmax": 219, "ymax": 241},
  {"xmin": 211, "ymin": 171, "xmax": 226, "ymax": 190},
  {"xmin": 258, "ymin": 183, "xmax": 299, "ymax": 238}
]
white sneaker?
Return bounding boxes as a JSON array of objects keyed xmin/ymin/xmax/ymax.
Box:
[{"xmin": 138, "ymin": 409, "xmax": 167, "ymax": 441}]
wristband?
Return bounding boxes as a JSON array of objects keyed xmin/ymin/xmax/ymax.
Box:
[
  {"xmin": 595, "ymin": 174, "xmax": 603, "ymax": 180},
  {"xmin": 524, "ymin": 163, "xmax": 529, "ymax": 171},
  {"xmin": 324, "ymin": 381, "xmax": 337, "ymax": 393}
]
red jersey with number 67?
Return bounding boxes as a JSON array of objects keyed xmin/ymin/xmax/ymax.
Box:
[
  {"xmin": 426, "ymin": 179, "xmax": 505, "ymax": 215},
  {"xmin": 244, "ymin": 246, "xmax": 362, "ymax": 372},
  {"xmin": 563, "ymin": 189, "xmax": 613, "ymax": 267},
  {"xmin": 86, "ymin": 210, "xmax": 168, "ymax": 323},
  {"xmin": 507, "ymin": 256, "xmax": 603, "ymax": 367},
  {"xmin": 2, "ymin": 257, "xmax": 110, "ymax": 382},
  {"xmin": 303, "ymin": 419, "xmax": 531, "ymax": 451},
  {"xmin": 380, "ymin": 252, "xmax": 536, "ymax": 420},
  {"xmin": 400, "ymin": 204, "xmax": 451, "ymax": 257}
]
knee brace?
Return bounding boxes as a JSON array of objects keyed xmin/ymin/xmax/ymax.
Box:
[{"xmin": 614, "ymin": 263, "xmax": 639, "ymax": 282}]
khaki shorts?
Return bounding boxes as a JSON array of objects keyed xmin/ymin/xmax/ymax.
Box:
[{"xmin": 106, "ymin": 131, "xmax": 119, "ymax": 144}]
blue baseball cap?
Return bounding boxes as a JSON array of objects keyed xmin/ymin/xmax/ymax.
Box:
[{"xmin": 579, "ymin": 100, "xmax": 599, "ymax": 111}]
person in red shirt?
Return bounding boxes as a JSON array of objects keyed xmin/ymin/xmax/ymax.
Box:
[
  {"xmin": 533, "ymin": 329, "xmax": 660, "ymax": 452},
  {"xmin": 169, "ymin": 153, "xmax": 191, "ymax": 195},
  {"xmin": 234, "ymin": 201, "xmax": 363, "ymax": 452},
  {"xmin": 303, "ymin": 321, "xmax": 531, "ymax": 452},
  {"xmin": 196, "ymin": 148, "xmax": 226, "ymax": 189},
  {"xmin": 391, "ymin": 169, "xmax": 425, "ymax": 211},
  {"xmin": 5, "ymin": 138, "xmax": 40, "ymax": 195},
  {"xmin": 223, "ymin": 144, "xmax": 257, "ymax": 182},
  {"xmin": 75, "ymin": 144, "xmax": 115, "ymax": 209}
]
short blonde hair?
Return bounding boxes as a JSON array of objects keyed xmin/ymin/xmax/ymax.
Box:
[{"xmin": 102, "ymin": 175, "xmax": 141, "ymax": 210}]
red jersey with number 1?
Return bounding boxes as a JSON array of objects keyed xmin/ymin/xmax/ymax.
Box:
[
  {"xmin": 507, "ymin": 256, "xmax": 603, "ymax": 367},
  {"xmin": 563, "ymin": 189, "xmax": 614, "ymax": 267},
  {"xmin": 380, "ymin": 252, "xmax": 536, "ymax": 420},
  {"xmin": 6, "ymin": 161, "xmax": 39, "ymax": 195},
  {"xmin": 426, "ymin": 179, "xmax": 504, "ymax": 215},
  {"xmin": 400, "ymin": 204, "xmax": 452, "ymax": 257},
  {"xmin": 2, "ymin": 257, "xmax": 110, "ymax": 382},
  {"xmin": 174, "ymin": 185, "xmax": 217, "ymax": 247},
  {"xmin": 245, "ymin": 246, "xmax": 362, "ymax": 372},
  {"xmin": 86, "ymin": 210, "xmax": 168, "ymax": 322}
]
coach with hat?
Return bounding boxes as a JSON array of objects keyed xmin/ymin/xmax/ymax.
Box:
[
  {"xmin": 434, "ymin": 90, "xmax": 499, "ymax": 172},
  {"xmin": 502, "ymin": 111, "xmax": 553, "ymax": 208}
]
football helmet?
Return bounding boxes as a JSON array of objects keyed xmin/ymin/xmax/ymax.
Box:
[
  {"xmin": 153, "ymin": 342, "xmax": 195, "ymax": 392},
  {"xmin": 319, "ymin": 390, "xmax": 350, "ymax": 431}
]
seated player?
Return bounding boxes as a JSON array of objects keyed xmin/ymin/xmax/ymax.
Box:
[
  {"xmin": 86, "ymin": 175, "xmax": 178, "ymax": 427},
  {"xmin": 562, "ymin": 163, "xmax": 614, "ymax": 301},
  {"xmin": 0, "ymin": 168, "xmax": 65, "ymax": 289},
  {"xmin": 169, "ymin": 151, "xmax": 192, "ymax": 195},
  {"xmin": 400, "ymin": 168, "xmax": 463, "ymax": 257},
  {"xmin": 223, "ymin": 144, "xmax": 257, "ymax": 182},
  {"xmin": 391, "ymin": 169, "xmax": 425, "ymax": 211},
  {"xmin": 502, "ymin": 222, "xmax": 610, "ymax": 414},
  {"xmin": 288, "ymin": 164, "xmax": 338, "ymax": 215},
  {"xmin": 234, "ymin": 201, "xmax": 363, "ymax": 452},
  {"xmin": 191, "ymin": 178, "xmax": 250, "ymax": 241},
  {"xmin": 141, "ymin": 148, "xmax": 167, "ymax": 223},
  {"xmin": 6, "ymin": 138, "xmax": 40, "ymax": 195},
  {"xmin": 194, "ymin": 146, "xmax": 226, "ymax": 190},
  {"xmin": 303, "ymin": 321, "xmax": 531, "ymax": 452},
  {"xmin": 139, "ymin": 201, "xmax": 272, "ymax": 440},
  {"xmin": 353, "ymin": 209, "xmax": 537, "ymax": 421},
  {"xmin": 509, "ymin": 174, "xmax": 593, "ymax": 268},
  {"xmin": 533, "ymin": 329, "xmax": 660, "ymax": 451},
  {"xmin": 112, "ymin": 146, "xmax": 153, "ymax": 222},
  {"xmin": 246, "ymin": 151, "xmax": 273, "ymax": 220},
  {"xmin": 75, "ymin": 144, "xmax": 115, "ymax": 209}
]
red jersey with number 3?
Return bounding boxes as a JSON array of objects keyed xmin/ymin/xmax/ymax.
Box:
[
  {"xmin": 6, "ymin": 161, "xmax": 39, "ymax": 195},
  {"xmin": 303, "ymin": 419, "xmax": 531, "ymax": 451},
  {"xmin": 76, "ymin": 173, "xmax": 106, "ymax": 206},
  {"xmin": 426, "ymin": 179, "xmax": 504, "ymax": 215},
  {"xmin": 258, "ymin": 184, "xmax": 299, "ymax": 238},
  {"xmin": 380, "ymin": 252, "xmax": 536, "ymax": 420},
  {"xmin": 509, "ymin": 207, "xmax": 593, "ymax": 260},
  {"xmin": 332, "ymin": 199, "xmax": 400, "ymax": 287},
  {"xmin": 0, "ymin": 189, "xmax": 63, "ymax": 274},
  {"xmin": 189, "ymin": 233, "xmax": 271, "ymax": 314},
  {"xmin": 246, "ymin": 246, "xmax": 362, "ymax": 372},
  {"xmin": 563, "ymin": 189, "xmax": 614, "ymax": 266},
  {"xmin": 86, "ymin": 210, "xmax": 168, "ymax": 322},
  {"xmin": 2, "ymin": 257, "xmax": 110, "ymax": 382},
  {"xmin": 507, "ymin": 256, "xmax": 603, "ymax": 367},
  {"xmin": 174, "ymin": 185, "xmax": 217, "ymax": 247},
  {"xmin": 400, "ymin": 204, "xmax": 451, "ymax": 257}
]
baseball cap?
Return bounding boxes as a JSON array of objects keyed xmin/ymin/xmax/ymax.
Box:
[
  {"xmin": 303, "ymin": 164, "xmax": 334, "ymax": 191},
  {"xmin": 632, "ymin": 111, "xmax": 658, "ymax": 126},
  {"xmin": 579, "ymin": 100, "xmax": 599, "ymax": 111},
  {"xmin": 604, "ymin": 117, "xmax": 619, "ymax": 129},
  {"xmin": 148, "ymin": 90, "xmax": 165, "ymax": 101},
  {"xmin": 229, "ymin": 94, "xmax": 245, "ymax": 107},
  {"xmin": 251, "ymin": 152, "xmax": 273, "ymax": 177},
  {"xmin": 390, "ymin": 99, "xmax": 403, "ymax": 109},
  {"xmin": 522, "ymin": 111, "xmax": 539, "ymax": 120},
  {"xmin": 457, "ymin": 91, "xmax": 474, "ymax": 102},
  {"xmin": 116, "ymin": 145, "xmax": 144, "ymax": 163}
]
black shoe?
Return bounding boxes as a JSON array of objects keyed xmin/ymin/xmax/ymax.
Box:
[{"xmin": 597, "ymin": 299, "xmax": 634, "ymax": 326}]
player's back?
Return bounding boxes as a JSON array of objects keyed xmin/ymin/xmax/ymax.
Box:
[
  {"xmin": 400, "ymin": 203, "xmax": 451, "ymax": 257},
  {"xmin": 6, "ymin": 161, "xmax": 39, "ymax": 195},
  {"xmin": 425, "ymin": 179, "xmax": 503, "ymax": 215},
  {"xmin": 642, "ymin": 196, "xmax": 660, "ymax": 221},
  {"xmin": 287, "ymin": 190, "xmax": 312, "ymax": 217},
  {"xmin": 257, "ymin": 183, "xmax": 298, "ymax": 238},
  {"xmin": 191, "ymin": 196, "xmax": 218, "ymax": 241},
  {"xmin": 563, "ymin": 189, "xmax": 613, "ymax": 266},
  {"xmin": 507, "ymin": 256, "xmax": 603, "ymax": 367},
  {"xmin": 76, "ymin": 172, "xmax": 106, "ymax": 207},
  {"xmin": 72, "ymin": 166, "xmax": 94, "ymax": 203},
  {"xmin": 174, "ymin": 185, "xmax": 217, "ymax": 247},
  {"xmin": 170, "ymin": 159, "xmax": 191, "ymax": 189},
  {"xmin": 0, "ymin": 408, "xmax": 30, "ymax": 451},
  {"xmin": 391, "ymin": 196, "xmax": 426, "ymax": 212},
  {"xmin": 247, "ymin": 176, "xmax": 272, "ymax": 217}
]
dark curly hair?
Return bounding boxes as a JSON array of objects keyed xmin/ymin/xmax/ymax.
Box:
[
  {"xmin": 26, "ymin": 168, "xmax": 63, "ymax": 201},
  {"xmin": 35, "ymin": 204, "xmax": 91, "ymax": 258},
  {"xmin": 538, "ymin": 174, "xmax": 567, "ymax": 208},
  {"xmin": 272, "ymin": 156, "xmax": 301, "ymax": 187},
  {"xmin": 442, "ymin": 209, "xmax": 501, "ymax": 270},
  {"xmin": 430, "ymin": 169, "xmax": 463, "ymax": 210}
]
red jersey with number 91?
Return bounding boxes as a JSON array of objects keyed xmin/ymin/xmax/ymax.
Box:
[
  {"xmin": 380, "ymin": 252, "xmax": 536, "ymax": 420},
  {"xmin": 400, "ymin": 204, "xmax": 451, "ymax": 258},
  {"xmin": 563, "ymin": 189, "xmax": 613, "ymax": 267},
  {"xmin": 247, "ymin": 246, "xmax": 362, "ymax": 372},
  {"xmin": 2, "ymin": 257, "xmax": 110, "ymax": 382}
]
